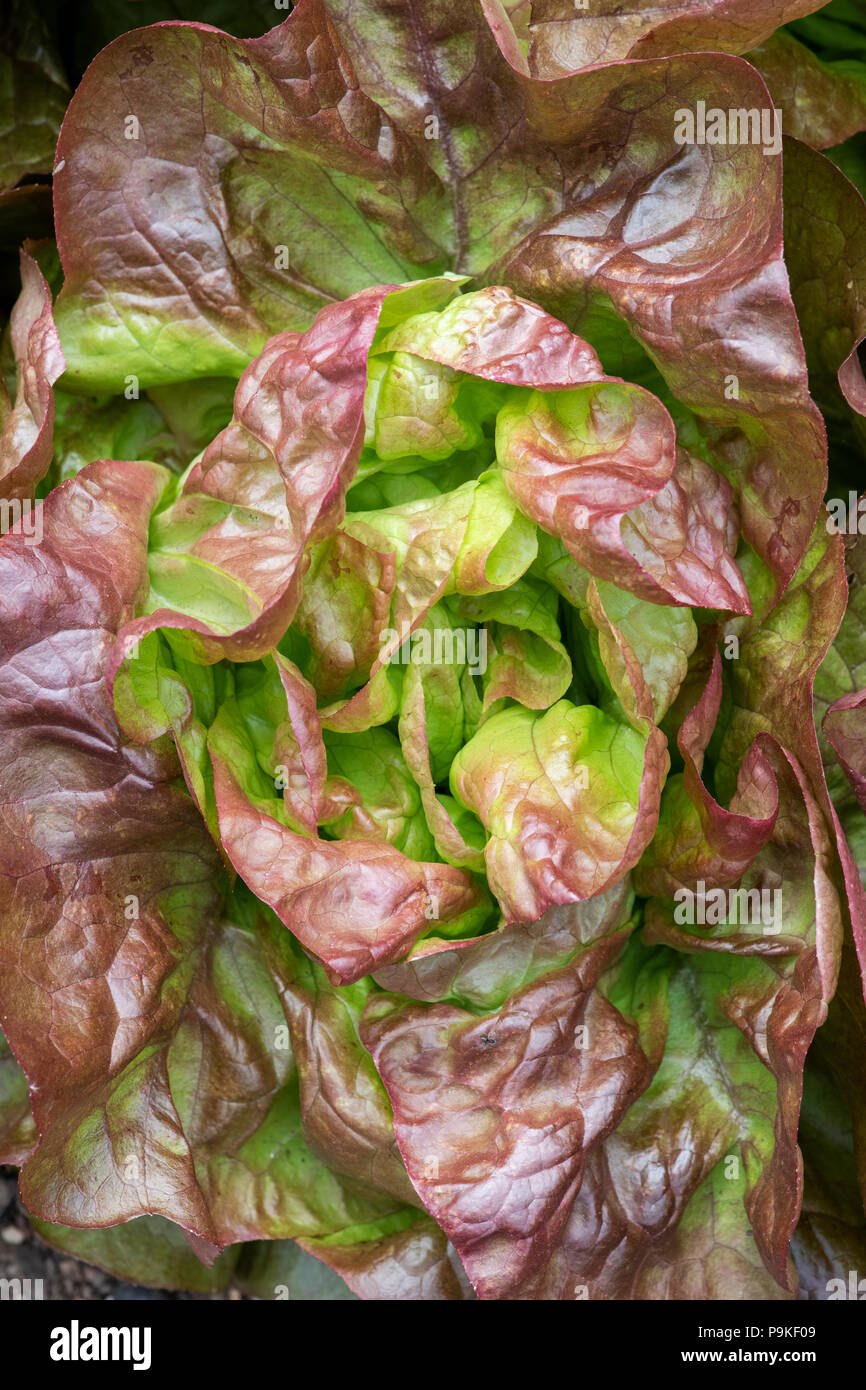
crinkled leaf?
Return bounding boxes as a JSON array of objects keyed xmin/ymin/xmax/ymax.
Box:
[
  {"xmin": 580, "ymin": 577, "xmax": 699, "ymax": 730},
  {"xmin": 717, "ymin": 520, "xmax": 851, "ymax": 993},
  {"xmin": 209, "ymin": 726, "xmax": 488, "ymax": 987},
  {"xmin": 496, "ymin": 384, "xmax": 748, "ymax": 611},
  {"xmin": 271, "ymin": 952, "xmax": 416, "ymax": 1205},
  {"xmin": 817, "ymin": 530, "xmax": 866, "ymax": 807},
  {"xmin": 373, "ymin": 878, "xmax": 636, "ymax": 1010},
  {"xmin": 536, "ymin": 941, "xmax": 797, "ymax": 1299},
  {"xmin": 297, "ymin": 1217, "xmax": 473, "ymax": 1300},
  {"xmin": 500, "ymin": 0, "xmax": 824, "ymax": 76},
  {"xmin": 363, "ymin": 929, "xmax": 650, "ymax": 1299},
  {"xmin": 50, "ymin": 3, "xmax": 826, "ymax": 615},
  {"xmin": 52, "ymin": 3, "xmax": 455, "ymax": 388},
  {"xmin": 451, "ymin": 578, "xmax": 571, "ymax": 715},
  {"xmin": 291, "ymin": 530, "xmax": 396, "ymax": 702},
  {"xmin": 640, "ymin": 735, "xmax": 846, "ymax": 1288},
  {"xmin": 451, "ymin": 699, "xmax": 666, "ymax": 921},
  {"xmin": 396, "ymin": 627, "xmax": 487, "ymax": 872},
  {"xmin": 322, "ymin": 727, "xmax": 437, "ymax": 861}
]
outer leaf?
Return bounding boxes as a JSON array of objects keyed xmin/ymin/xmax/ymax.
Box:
[
  {"xmin": 815, "ymin": 530, "xmax": 866, "ymax": 993},
  {"xmin": 235, "ymin": 1238, "xmax": 357, "ymax": 1301},
  {"xmin": 791, "ymin": 1041, "xmax": 866, "ymax": 1300},
  {"xmin": 783, "ymin": 138, "xmax": 866, "ymax": 424},
  {"xmin": 806, "ymin": 830, "xmax": 866, "ymax": 1211},
  {"xmin": 495, "ymin": 0, "xmax": 824, "ymax": 77},
  {"xmin": 484, "ymin": 34, "xmax": 826, "ymax": 599},
  {"xmin": 719, "ymin": 520, "xmax": 853, "ymax": 991},
  {"xmin": 0, "ymin": 1026, "xmax": 36, "ymax": 1165},
  {"xmin": 272, "ymin": 953, "xmax": 416, "ymax": 1205},
  {"xmin": 297, "ymin": 1217, "xmax": 473, "ymax": 1300},
  {"xmin": 749, "ymin": 33, "xmax": 866, "ymax": 149},
  {"xmin": 52, "ymin": 3, "xmax": 452, "ymax": 388},
  {"xmin": 0, "ymin": 458, "xmax": 223, "ymax": 1233},
  {"xmin": 31, "ymin": 1214, "xmax": 237, "ymax": 1294},
  {"xmin": 0, "ymin": 247, "xmax": 65, "ymax": 499},
  {"xmin": 145, "ymin": 899, "xmax": 424, "ymax": 1248},
  {"xmin": 825, "ymin": 688, "xmax": 866, "ymax": 813},
  {"xmin": 0, "ymin": 460, "xmax": 419, "ymax": 1248},
  {"xmin": 643, "ymin": 734, "xmax": 844, "ymax": 1288},
  {"xmin": 373, "ymin": 878, "xmax": 636, "ymax": 1009},
  {"xmin": 0, "ymin": 2, "xmax": 68, "ymax": 192},
  {"xmin": 533, "ymin": 942, "xmax": 797, "ymax": 1299},
  {"xmin": 363, "ymin": 930, "xmax": 651, "ymax": 1299}
]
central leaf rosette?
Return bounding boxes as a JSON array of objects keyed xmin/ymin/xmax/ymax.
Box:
[{"xmin": 110, "ymin": 276, "xmax": 749, "ymax": 984}]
